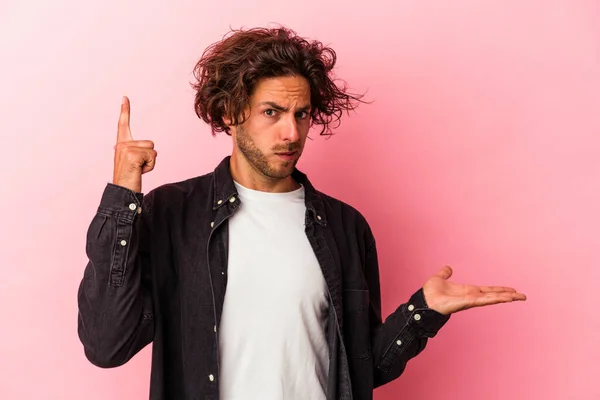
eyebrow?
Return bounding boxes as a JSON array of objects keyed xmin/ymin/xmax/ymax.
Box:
[{"xmin": 257, "ymin": 101, "xmax": 311, "ymax": 112}]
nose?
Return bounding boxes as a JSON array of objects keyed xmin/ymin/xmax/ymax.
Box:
[{"xmin": 281, "ymin": 116, "xmax": 300, "ymax": 142}]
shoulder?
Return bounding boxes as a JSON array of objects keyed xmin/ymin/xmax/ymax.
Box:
[
  {"xmin": 316, "ymin": 190, "xmax": 375, "ymax": 242},
  {"xmin": 318, "ymin": 190, "xmax": 365, "ymax": 219},
  {"xmin": 143, "ymin": 172, "xmax": 215, "ymax": 207}
]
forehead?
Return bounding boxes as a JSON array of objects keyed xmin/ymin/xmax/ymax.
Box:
[{"xmin": 250, "ymin": 75, "xmax": 311, "ymax": 105}]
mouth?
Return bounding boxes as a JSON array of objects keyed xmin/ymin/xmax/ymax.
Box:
[{"xmin": 275, "ymin": 151, "xmax": 298, "ymax": 161}]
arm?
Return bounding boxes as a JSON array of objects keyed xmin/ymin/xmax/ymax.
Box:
[
  {"xmin": 78, "ymin": 96, "xmax": 159, "ymax": 367},
  {"xmin": 366, "ymin": 237, "xmax": 526, "ymax": 387},
  {"xmin": 77, "ymin": 183, "xmax": 155, "ymax": 368},
  {"xmin": 364, "ymin": 239, "xmax": 450, "ymax": 387}
]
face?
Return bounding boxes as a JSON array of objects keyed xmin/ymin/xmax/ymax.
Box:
[{"xmin": 231, "ymin": 75, "xmax": 311, "ymax": 180}]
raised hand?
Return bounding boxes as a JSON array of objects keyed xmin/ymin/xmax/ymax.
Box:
[
  {"xmin": 112, "ymin": 96, "xmax": 157, "ymax": 193},
  {"xmin": 422, "ymin": 266, "xmax": 527, "ymax": 315}
]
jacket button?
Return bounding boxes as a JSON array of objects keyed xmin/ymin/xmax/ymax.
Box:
[
  {"xmin": 408, "ymin": 304, "xmax": 415, "ymax": 311},
  {"xmin": 396, "ymin": 340, "xmax": 402, "ymax": 346},
  {"xmin": 217, "ymin": 200, "xmax": 223, "ymax": 205},
  {"xmin": 414, "ymin": 314, "xmax": 421, "ymax": 321},
  {"xmin": 229, "ymin": 196, "xmax": 236, "ymax": 203},
  {"xmin": 210, "ymin": 222, "xmax": 214, "ymax": 228},
  {"xmin": 128, "ymin": 203, "xmax": 137, "ymax": 211},
  {"xmin": 120, "ymin": 240, "xmax": 127, "ymax": 246},
  {"xmin": 209, "ymin": 374, "xmax": 215, "ymax": 382}
]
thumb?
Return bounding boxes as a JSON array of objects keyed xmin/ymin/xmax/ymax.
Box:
[{"xmin": 435, "ymin": 265, "xmax": 453, "ymax": 280}]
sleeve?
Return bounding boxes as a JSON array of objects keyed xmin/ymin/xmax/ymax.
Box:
[
  {"xmin": 364, "ymin": 238, "xmax": 451, "ymax": 387},
  {"xmin": 77, "ymin": 183, "xmax": 155, "ymax": 368}
]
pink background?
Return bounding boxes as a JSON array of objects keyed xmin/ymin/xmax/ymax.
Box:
[{"xmin": 1, "ymin": 0, "xmax": 598, "ymax": 399}]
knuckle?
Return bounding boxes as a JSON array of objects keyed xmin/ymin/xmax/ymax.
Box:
[
  {"xmin": 125, "ymin": 150, "xmax": 139, "ymax": 163},
  {"xmin": 115, "ymin": 142, "xmax": 130, "ymax": 152}
]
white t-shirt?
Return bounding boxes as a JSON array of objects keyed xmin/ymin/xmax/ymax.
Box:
[{"xmin": 218, "ymin": 181, "xmax": 330, "ymax": 400}]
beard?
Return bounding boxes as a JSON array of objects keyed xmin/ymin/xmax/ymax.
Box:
[{"xmin": 235, "ymin": 125, "xmax": 301, "ymax": 180}]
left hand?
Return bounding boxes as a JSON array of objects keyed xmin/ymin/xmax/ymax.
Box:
[{"xmin": 422, "ymin": 266, "xmax": 527, "ymax": 315}]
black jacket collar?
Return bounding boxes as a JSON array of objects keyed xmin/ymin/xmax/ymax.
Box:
[{"xmin": 212, "ymin": 156, "xmax": 327, "ymax": 225}]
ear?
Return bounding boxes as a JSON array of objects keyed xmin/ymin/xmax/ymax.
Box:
[
  {"xmin": 223, "ymin": 106, "xmax": 249, "ymax": 133},
  {"xmin": 223, "ymin": 112, "xmax": 236, "ymax": 136},
  {"xmin": 223, "ymin": 106, "xmax": 233, "ymax": 124},
  {"xmin": 222, "ymin": 105, "xmax": 233, "ymax": 126}
]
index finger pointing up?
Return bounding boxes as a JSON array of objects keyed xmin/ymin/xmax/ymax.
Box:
[{"xmin": 117, "ymin": 96, "xmax": 133, "ymax": 142}]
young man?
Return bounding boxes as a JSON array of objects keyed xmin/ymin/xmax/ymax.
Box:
[{"xmin": 77, "ymin": 27, "xmax": 526, "ymax": 400}]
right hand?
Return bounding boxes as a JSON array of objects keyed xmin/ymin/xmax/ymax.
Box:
[{"xmin": 113, "ymin": 96, "xmax": 157, "ymax": 193}]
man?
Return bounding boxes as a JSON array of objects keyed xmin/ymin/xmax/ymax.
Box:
[{"xmin": 77, "ymin": 26, "xmax": 526, "ymax": 400}]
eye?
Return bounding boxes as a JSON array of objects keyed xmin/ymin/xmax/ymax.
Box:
[
  {"xmin": 263, "ymin": 109, "xmax": 277, "ymax": 117},
  {"xmin": 296, "ymin": 111, "xmax": 309, "ymax": 119}
]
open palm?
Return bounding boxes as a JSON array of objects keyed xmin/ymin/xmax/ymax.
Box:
[{"xmin": 422, "ymin": 266, "xmax": 527, "ymax": 315}]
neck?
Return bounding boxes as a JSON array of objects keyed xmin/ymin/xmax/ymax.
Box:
[{"xmin": 229, "ymin": 152, "xmax": 300, "ymax": 193}]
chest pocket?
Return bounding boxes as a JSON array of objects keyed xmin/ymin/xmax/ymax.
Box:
[{"xmin": 342, "ymin": 289, "xmax": 372, "ymax": 360}]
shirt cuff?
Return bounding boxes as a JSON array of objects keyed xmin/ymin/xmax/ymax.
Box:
[
  {"xmin": 404, "ymin": 288, "xmax": 451, "ymax": 338},
  {"xmin": 98, "ymin": 183, "xmax": 144, "ymax": 222}
]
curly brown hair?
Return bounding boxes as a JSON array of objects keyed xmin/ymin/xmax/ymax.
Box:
[{"xmin": 191, "ymin": 26, "xmax": 365, "ymax": 136}]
